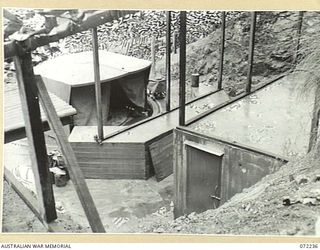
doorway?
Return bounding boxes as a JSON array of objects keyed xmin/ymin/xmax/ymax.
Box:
[{"xmin": 185, "ymin": 141, "xmax": 223, "ymax": 214}]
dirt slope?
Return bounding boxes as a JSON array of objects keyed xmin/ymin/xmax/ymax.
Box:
[{"xmin": 142, "ymin": 149, "xmax": 320, "ymax": 236}]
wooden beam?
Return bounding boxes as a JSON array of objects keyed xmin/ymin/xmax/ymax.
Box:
[
  {"xmin": 217, "ymin": 11, "xmax": 226, "ymax": 90},
  {"xmin": 179, "ymin": 11, "xmax": 187, "ymax": 126},
  {"xmin": 35, "ymin": 75, "xmax": 106, "ymax": 233},
  {"xmin": 4, "ymin": 116, "xmax": 73, "ymax": 144},
  {"xmin": 13, "ymin": 54, "xmax": 57, "ymax": 223},
  {"xmin": 4, "ymin": 168, "xmax": 87, "ymax": 233},
  {"xmin": 246, "ymin": 11, "xmax": 257, "ymax": 94},
  {"xmin": 166, "ymin": 11, "xmax": 172, "ymax": 112},
  {"xmin": 4, "ymin": 168, "xmax": 45, "ymax": 228},
  {"xmin": 91, "ymin": 27, "xmax": 104, "ymax": 142}
]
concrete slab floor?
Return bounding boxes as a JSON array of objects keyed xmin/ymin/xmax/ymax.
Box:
[
  {"xmin": 189, "ymin": 74, "xmax": 316, "ymax": 159},
  {"xmin": 52, "ymin": 175, "xmax": 173, "ymax": 233}
]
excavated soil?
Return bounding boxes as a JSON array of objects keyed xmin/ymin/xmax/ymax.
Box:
[{"xmin": 141, "ymin": 150, "xmax": 320, "ymax": 236}]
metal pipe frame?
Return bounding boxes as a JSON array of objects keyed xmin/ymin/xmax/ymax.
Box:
[
  {"xmin": 179, "ymin": 11, "xmax": 187, "ymax": 126},
  {"xmin": 246, "ymin": 11, "xmax": 257, "ymax": 94},
  {"xmin": 166, "ymin": 11, "xmax": 172, "ymax": 112},
  {"xmin": 91, "ymin": 27, "xmax": 104, "ymax": 142},
  {"xmin": 217, "ymin": 11, "xmax": 226, "ymax": 90},
  {"xmin": 294, "ymin": 11, "xmax": 304, "ymax": 64}
]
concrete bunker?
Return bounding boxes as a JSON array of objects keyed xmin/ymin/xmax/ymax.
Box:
[{"xmin": 174, "ymin": 75, "xmax": 317, "ymax": 217}]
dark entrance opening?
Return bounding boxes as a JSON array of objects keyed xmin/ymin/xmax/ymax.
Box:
[{"xmin": 185, "ymin": 141, "xmax": 223, "ymax": 214}]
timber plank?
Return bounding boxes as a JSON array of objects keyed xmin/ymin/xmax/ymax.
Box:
[
  {"xmin": 70, "ymin": 142, "xmax": 144, "ymax": 149},
  {"xmin": 4, "ymin": 168, "xmax": 42, "ymax": 225},
  {"xmin": 76, "ymin": 159, "xmax": 145, "ymax": 166},
  {"xmin": 78, "ymin": 168, "xmax": 146, "ymax": 175},
  {"xmin": 4, "ymin": 168, "xmax": 70, "ymax": 232},
  {"xmin": 149, "ymin": 133, "xmax": 174, "ymax": 182},
  {"xmin": 4, "ymin": 85, "xmax": 76, "ymax": 136},
  {"xmin": 82, "ymin": 173, "xmax": 147, "ymax": 179},
  {"xmin": 14, "ymin": 55, "xmax": 57, "ymax": 223},
  {"xmin": 35, "ymin": 75, "xmax": 105, "ymax": 233},
  {"xmin": 73, "ymin": 151, "xmax": 145, "ymax": 159},
  {"xmin": 78, "ymin": 167, "xmax": 148, "ymax": 178}
]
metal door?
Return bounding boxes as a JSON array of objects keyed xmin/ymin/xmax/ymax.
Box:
[{"xmin": 185, "ymin": 142, "xmax": 223, "ymax": 214}]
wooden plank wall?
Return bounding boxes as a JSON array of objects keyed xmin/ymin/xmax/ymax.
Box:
[
  {"xmin": 148, "ymin": 133, "xmax": 174, "ymax": 181},
  {"xmin": 71, "ymin": 141, "xmax": 149, "ymax": 179}
]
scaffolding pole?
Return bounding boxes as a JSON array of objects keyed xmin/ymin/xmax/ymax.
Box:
[
  {"xmin": 294, "ymin": 11, "xmax": 304, "ymax": 64},
  {"xmin": 91, "ymin": 27, "xmax": 104, "ymax": 142},
  {"xmin": 179, "ymin": 11, "xmax": 187, "ymax": 126},
  {"xmin": 217, "ymin": 11, "xmax": 226, "ymax": 90},
  {"xmin": 166, "ymin": 11, "xmax": 172, "ymax": 111},
  {"xmin": 246, "ymin": 11, "xmax": 257, "ymax": 94}
]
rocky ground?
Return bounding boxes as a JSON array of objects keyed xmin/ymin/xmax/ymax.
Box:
[{"xmin": 2, "ymin": 10, "xmax": 320, "ymax": 236}]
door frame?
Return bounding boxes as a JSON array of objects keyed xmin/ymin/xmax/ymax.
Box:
[{"xmin": 184, "ymin": 140, "xmax": 224, "ymax": 214}]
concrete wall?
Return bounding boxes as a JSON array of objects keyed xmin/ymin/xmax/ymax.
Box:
[{"xmin": 174, "ymin": 127, "xmax": 287, "ymax": 217}]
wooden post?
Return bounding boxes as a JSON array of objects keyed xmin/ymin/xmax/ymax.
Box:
[
  {"xmin": 217, "ymin": 11, "xmax": 226, "ymax": 90},
  {"xmin": 13, "ymin": 53, "xmax": 57, "ymax": 223},
  {"xmin": 35, "ymin": 75, "xmax": 106, "ymax": 233},
  {"xmin": 166, "ymin": 11, "xmax": 172, "ymax": 112},
  {"xmin": 294, "ymin": 11, "xmax": 304, "ymax": 64},
  {"xmin": 91, "ymin": 27, "xmax": 104, "ymax": 142},
  {"xmin": 246, "ymin": 11, "xmax": 257, "ymax": 94},
  {"xmin": 179, "ymin": 11, "xmax": 187, "ymax": 126},
  {"xmin": 151, "ymin": 36, "xmax": 156, "ymax": 79}
]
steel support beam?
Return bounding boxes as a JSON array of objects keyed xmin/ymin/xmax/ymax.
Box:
[
  {"xmin": 166, "ymin": 11, "xmax": 172, "ymax": 111},
  {"xmin": 217, "ymin": 11, "xmax": 226, "ymax": 90}
]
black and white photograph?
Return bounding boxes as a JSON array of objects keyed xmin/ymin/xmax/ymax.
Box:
[{"xmin": 2, "ymin": 7, "xmax": 320, "ymax": 237}]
